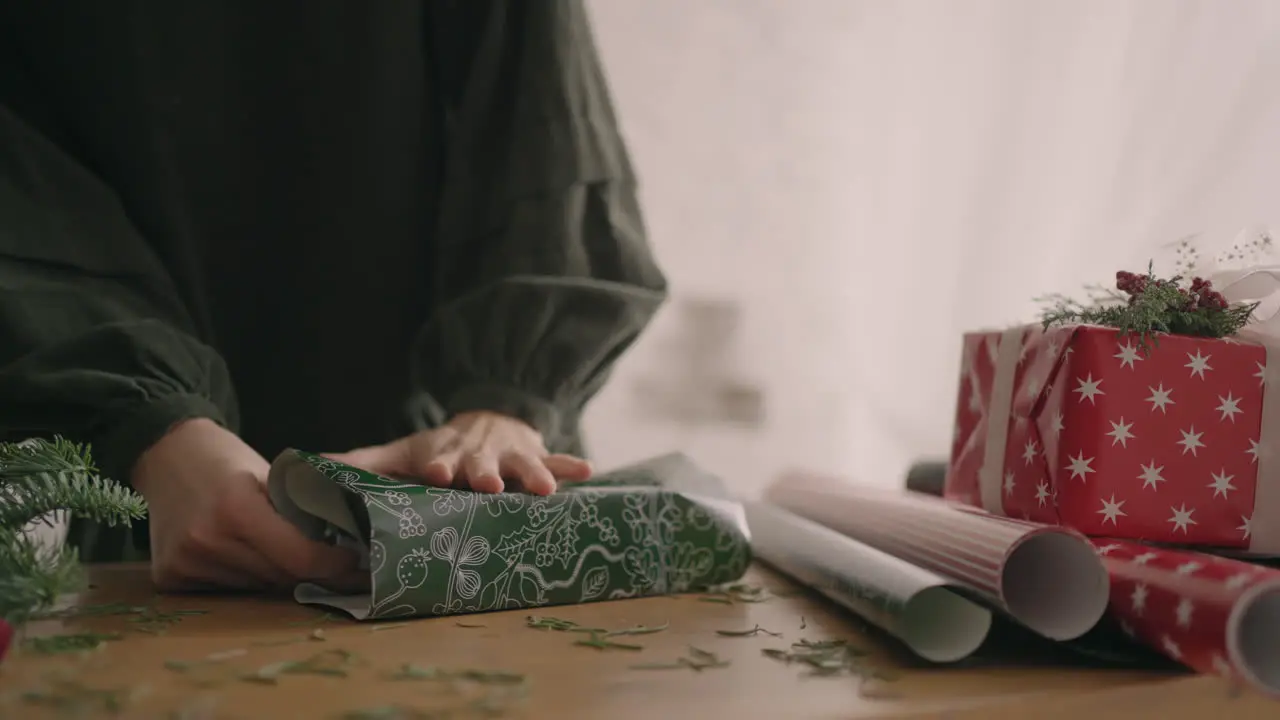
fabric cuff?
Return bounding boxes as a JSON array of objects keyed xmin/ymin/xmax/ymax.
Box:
[
  {"xmin": 92, "ymin": 393, "xmax": 228, "ymax": 487},
  {"xmin": 445, "ymin": 384, "xmax": 564, "ymax": 447}
]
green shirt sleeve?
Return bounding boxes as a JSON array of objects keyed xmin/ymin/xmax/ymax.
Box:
[
  {"xmin": 0, "ymin": 102, "xmax": 238, "ymax": 485},
  {"xmin": 419, "ymin": 0, "xmax": 668, "ymax": 454}
]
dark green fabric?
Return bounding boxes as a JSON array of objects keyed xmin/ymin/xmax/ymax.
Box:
[{"xmin": 0, "ymin": 1, "xmax": 666, "ymax": 563}]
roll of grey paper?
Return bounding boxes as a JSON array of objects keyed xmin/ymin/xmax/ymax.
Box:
[{"xmin": 746, "ymin": 502, "xmax": 991, "ymax": 663}]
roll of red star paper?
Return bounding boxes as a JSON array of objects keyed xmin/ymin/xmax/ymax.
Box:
[
  {"xmin": 767, "ymin": 473, "xmax": 1109, "ymax": 641},
  {"xmin": 1092, "ymin": 538, "xmax": 1280, "ymax": 696}
]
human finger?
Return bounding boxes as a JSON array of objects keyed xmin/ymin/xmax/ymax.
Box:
[
  {"xmin": 500, "ymin": 452, "xmax": 557, "ymax": 496},
  {"xmin": 232, "ymin": 495, "xmax": 362, "ymax": 582},
  {"xmin": 414, "ymin": 450, "xmax": 460, "ymax": 488},
  {"xmin": 213, "ymin": 537, "xmax": 296, "ymax": 589},
  {"xmin": 543, "ymin": 454, "xmax": 593, "ymax": 482},
  {"xmin": 461, "ymin": 452, "xmax": 504, "ymax": 493},
  {"xmin": 324, "ymin": 443, "xmax": 409, "ymax": 476}
]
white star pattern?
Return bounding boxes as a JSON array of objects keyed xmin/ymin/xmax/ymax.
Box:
[
  {"xmin": 1161, "ymin": 635, "xmax": 1182, "ymax": 659},
  {"xmin": 1035, "ymin": 481, "xmax": 1051, "ymax": 507},
  {"xmin": 1176, "ymin": 427, "xmax": 1205, "ymax": 456},
  {"xmin": 1238, "ymin": 515, "xmax": 1252, "ymax": 540},
  {"xmin": 1225, "ymin": 573, "xmax": 1252, "ymax": 591},
  {"xmin": 1050, "ymin": 412, "xmax": 1064, "ymax": 436},
  {"xmin": 1168, "ymin": 504, "xmax": 1197, "ymax": 534},
  {"xmin": 1139, "ymin": 461, "xmax": 1166, "ymax": 491},
  {"xmin": 1025, "ymin": 377, "xmax": 1040, "ymax": 400},
  {"xmin": 1106, "ymin": 418, "xmax": 1135, "ymax": 447},
  {"xmin": 1185, "ymin": 350, "xmax": 1213, "ymax": 379},
  {"xmin": 1074, "ymin": 374, "xmax": 1104, "ymax": 404},
  {"xmin": 1216, "ymin": 393, "xmax": 1242, "ymax": 422},
  {"xmin": 1208, "ymin": 470, "xmax": 1237, "ymax": 499},
  {"xmin": 1114, "ymin": 342, "xmax": 1142, "ymax": 369},
  {"xmin": 1257, "ymin": 362, "xmax": 1267, "ymax": 386},
  {"xmin": 1174, "ymin": 561, "xmax": 1201, "ymax": 575},
  {"xmin": 1003, "ymin": 471, "xmax": 1016, "ymax": 496},
  {"xmin": 1094, "ymin": 543, "xmax": 1122, "ymax": 555},
  {"xmin": 1047, "ymin": 338, "xmax": 1061, "ymax": 358},
  {"xmin": 1021, "ymin": 439, "xmax": 1038, "ymax": 465},
  {"xmin": 1130, "ymin": 583, "xmax": 1149, "ymax": 615},
  {"xmin": 1119, "ymin": 621, "xmax": 1136, "ymax": 637},
  {"xmin": 1066, "ymin": 452, "xmax": 1095, "ymax": 481},
  {"xmin": 1175, "ymin": 598, "xmax": 1194, "ymax": 629},
  {"xmin": 1146, "ymin": 384, "xmax": 1175, "ymax": 413},
  {"xmin": 1248, "ymin": 439, "xmax": 1262, "ymax": 463},
  {"xmin": 1097, "ymin": 495, "xmax": 1127, "ymax": 525},
  {"xmin": 1132, "ymin": 552, "xmax": 1159, "ymax": 565}
]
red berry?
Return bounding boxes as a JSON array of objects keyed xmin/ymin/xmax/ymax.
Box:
[{"xmin": 0, "ymin": 617, "xmax": 11, "ymax": 664}]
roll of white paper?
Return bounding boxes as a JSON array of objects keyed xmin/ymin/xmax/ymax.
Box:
[{"xmin": 747, "ymin": 502, "xmax": 992, "ymax": 663}]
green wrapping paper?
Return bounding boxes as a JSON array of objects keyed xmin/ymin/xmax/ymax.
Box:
[{"xmin": 266, "ymin": 450, "xmax": 751, "ymax": 620}]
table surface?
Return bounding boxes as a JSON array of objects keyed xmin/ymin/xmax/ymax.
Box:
[{"xmin": 0, "ymin": 564, "xmax": 1275, "ymax": 720}]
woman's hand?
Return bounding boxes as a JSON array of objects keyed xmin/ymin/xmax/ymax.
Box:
[
  {"xmin": 326, "ymin": 412, "xmax": 592, "ymax": 495},
  {"xmin": 132, "ymin": 419, "xmax": 364, "ymax": 592}
]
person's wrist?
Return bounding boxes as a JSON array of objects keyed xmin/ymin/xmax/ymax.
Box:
[{"xmin": 129, "ymin": 417, "xmax": 223, "ymax": 495}]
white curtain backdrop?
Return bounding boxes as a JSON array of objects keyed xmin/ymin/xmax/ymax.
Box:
[{"xmin": 582, "ymin": 0, "xmax": 1280, "ymax": 497}]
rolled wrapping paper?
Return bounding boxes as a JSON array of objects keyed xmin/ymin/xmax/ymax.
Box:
[
  {"xmin": 1091, "ymin": 538, "xmax": 1280, "ymax": 696},
  {"xmin": 767, "ymin": 473, "xmax": 1109, "ymax": 640},
  {"xmin": 746, "ymin": 502, "xmax": 992, "ymax": 662}
]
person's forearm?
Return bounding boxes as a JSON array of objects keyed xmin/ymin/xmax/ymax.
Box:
[
  {"xmin": 416, "ymin": 0, "xmax": 667, "ymax": 451},
  {"xmin": 0, "ymin": 102, "xmax": 238, "ymax": 484}
]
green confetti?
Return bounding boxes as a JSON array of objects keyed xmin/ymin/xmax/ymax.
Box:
[{"xmin": 715, "ymin": 624, "xmax": 781, "ymax": 638}]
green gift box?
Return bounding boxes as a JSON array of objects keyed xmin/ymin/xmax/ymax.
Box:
[{"xmin": 267, "ymin": 450, "xmax": 751, "ymax": 620}]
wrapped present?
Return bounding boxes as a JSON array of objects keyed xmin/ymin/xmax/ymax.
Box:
[
  {"xmin": 946, "ymin": 235, "xmax": 1280, "ymax": 552},
  {"xmin": 267, "ymin": 451, "xmax": 751, "ymax": 620},
  {"xmin": 1091, "ymin": 538, "xmax": 1280, "ymax": 696}
]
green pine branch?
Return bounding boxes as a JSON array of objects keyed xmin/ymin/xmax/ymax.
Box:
[
  {"xmin": 1039, "ymin": 262, "xmax": 1257, "ymax": 352},
  {"xmin": 0, "ymin": 437, "xmax": 147, "ymax": 624}
]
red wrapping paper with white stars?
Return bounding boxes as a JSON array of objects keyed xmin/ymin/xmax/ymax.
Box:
[
  {"xmin": 1091, "ymin": 538, "xmax": 1280, "ymax": 696},
  {"xmin": 944, "ymin": 323, "xmax": 1280, "ymax": 551}
]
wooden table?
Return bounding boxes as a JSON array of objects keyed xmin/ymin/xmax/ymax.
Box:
[{"xmin": 1, "ymin": 564, "xmax": 1274, "ymax": 720}]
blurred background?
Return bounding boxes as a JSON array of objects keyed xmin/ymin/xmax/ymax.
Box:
[{"xmin": 578, "ymin": 0, "xmax": 1280, "ymax": 497}]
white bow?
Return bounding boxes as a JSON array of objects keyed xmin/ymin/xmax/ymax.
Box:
[{"xmin": 1161, "ymin": 227, "xmax": 1280, "ymax": 339}]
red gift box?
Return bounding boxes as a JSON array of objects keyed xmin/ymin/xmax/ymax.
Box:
[{"xmin": 945, "ymin": 323, "xmax": 1280, "ymax": 552}]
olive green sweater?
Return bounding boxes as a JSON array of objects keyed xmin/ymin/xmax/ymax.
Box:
[{"xmin": 0, "ymin": 1, "xmax": 666, "ymax": 561}]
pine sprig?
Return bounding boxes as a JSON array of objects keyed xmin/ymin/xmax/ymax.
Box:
[
  {"xmin": 0, "ymin": 437, "xmax": 147, "ymax": 625},
  {"xmin": 1040, "ymin": 263, "xmax": 1257, "ymax": 351}
]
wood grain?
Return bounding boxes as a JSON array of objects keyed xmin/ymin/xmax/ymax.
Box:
[{"xmin": 0, "ymin": 564, "xmax": 1260, "ymax": 719}]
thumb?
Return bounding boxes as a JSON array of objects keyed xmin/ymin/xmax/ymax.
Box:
[{"xmin": 324, "ymin": 441, "xmax": 412, "ymax": 477}]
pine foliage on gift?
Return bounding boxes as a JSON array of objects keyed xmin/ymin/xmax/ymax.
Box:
[
  {"xmin": 1039, "ymin": 263, "xmax": 1257, "ymax": 346},
  {"xmin": 0, "ymin": 438, "xmax": 146, "ymax": 625}
]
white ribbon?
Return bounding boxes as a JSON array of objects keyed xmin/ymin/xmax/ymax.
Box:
[
  {"xmin": 1202, "ymin": 263, "xmax": 1280, "ymax": 553},
  {"xmin": 978, "ymin": 327, "xmax": 1025, "ymax": 515}
]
